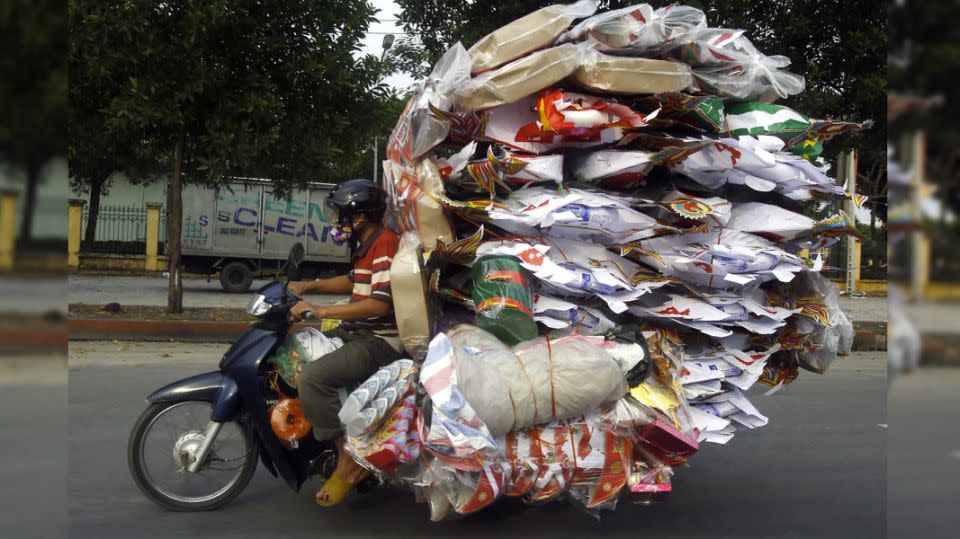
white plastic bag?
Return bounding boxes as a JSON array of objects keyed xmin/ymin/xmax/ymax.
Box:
[
  {"xmin": 293, "ymin": 327, "xmax": 344, "ymax": 361},
  {"xmin": 451, "ymin": 325, "xmax": 629, "ymax": 436}
]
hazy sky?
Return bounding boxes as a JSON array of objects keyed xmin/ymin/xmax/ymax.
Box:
[{"xmin": 358, "ymin": 0, "xmax": 416, "ymax": 91}]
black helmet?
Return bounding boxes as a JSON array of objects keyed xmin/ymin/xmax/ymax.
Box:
[{"xmin": 328, "ymin": 179, "xmax": 387, "ymax": 221}]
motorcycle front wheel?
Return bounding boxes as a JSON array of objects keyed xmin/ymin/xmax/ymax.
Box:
[{"xmin": 128, "ymin": 400, "xmax": 258, "ymax": 511}]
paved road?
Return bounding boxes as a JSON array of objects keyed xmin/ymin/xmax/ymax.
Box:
[
  {"xmin": 1, "ymin": 276, "xmax": 68, "ymax": 315},
  {"xmin": 68, "ymin": 274, "xmax": 349, "ymax": 309},
  {"xmin": 68, "ymin": 342, "xmax": 885, "ymax": 538},
  {"xmin": 888, "ymin": 367, "xmax": 960, "ymax": 538},
  {"xmin": 0, "ymin": 355, "xmax": 67, "ymax": 537}
]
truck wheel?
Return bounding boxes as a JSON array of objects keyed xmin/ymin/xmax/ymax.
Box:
[{"xmin": 219, "ymin": 261, "xmax": 254, "ymax": 292}]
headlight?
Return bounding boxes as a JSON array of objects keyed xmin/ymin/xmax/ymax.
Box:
[{"xmin": 247, "ymin": 294, "xmax": 272, "ymax": 316}]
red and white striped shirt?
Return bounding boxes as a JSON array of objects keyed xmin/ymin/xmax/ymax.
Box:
[{"xmin": 343, "ymin": 225, "xmax": 400, "ymax": 332}]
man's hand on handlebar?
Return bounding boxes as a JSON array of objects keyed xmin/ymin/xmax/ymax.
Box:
[{"xmin": 289, "ymin": 300, "xmax": 323, "ymax": 322}]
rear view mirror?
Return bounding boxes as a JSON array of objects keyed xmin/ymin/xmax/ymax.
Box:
[{"xmin": 287, "ymin": 242, "xmax": 305, "ymax": 282}]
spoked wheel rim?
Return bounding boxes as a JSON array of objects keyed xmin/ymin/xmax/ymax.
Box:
[{"xmin": 138, "ymin": 401, "xmax": 252, "ymax": 505}]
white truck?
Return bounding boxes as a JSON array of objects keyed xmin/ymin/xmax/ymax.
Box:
[{"xmin": 178, "ymin": 178, "xmax": 350, "ymax": 291}]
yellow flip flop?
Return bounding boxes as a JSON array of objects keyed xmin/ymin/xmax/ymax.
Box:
[{"xmin": 315, "ymin": 473, "xmax": 353, "ymax": 507}]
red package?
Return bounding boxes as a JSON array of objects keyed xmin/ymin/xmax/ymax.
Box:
[
  {"xmin": 585, "ymin": 432, "xmax": 632, "ymax": 508},
  {"xmin": 634, "ymin": 417, "xmax": 699, "ymax": 466},
  {"xmin": 528, "ymin": 425, "xmax": 575, "ymax": 503},
  {"xmin": 505, "ymin": 430, "xmax": 537, "ymax": 497},
  {"xmin": 352, "ymin": 394, "xmax": 421, "ymax": 474},
  {"xmin": 455, "ymin": 465, "xmax": 506, "ymax": 514}
]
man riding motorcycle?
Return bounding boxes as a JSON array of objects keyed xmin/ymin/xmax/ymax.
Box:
[{"xmin": 286, "ymin": 179, "xmax": 402, "ymax": 506}]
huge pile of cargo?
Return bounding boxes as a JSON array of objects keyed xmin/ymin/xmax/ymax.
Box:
[{"xmin": 343, "ymin": 1, "xmax": 867, "ymax": 519}]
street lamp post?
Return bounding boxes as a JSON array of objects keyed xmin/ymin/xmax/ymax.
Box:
[{"xmin": 374, "ymin": 34, "xmax": 394, "ymax": 186}]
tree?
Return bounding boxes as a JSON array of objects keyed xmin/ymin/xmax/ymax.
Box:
[
  {"xmin": 889, "ymin": 0, "xmax": 960, "ymax": 214},
  {"xmin": 69, "ymin": 94, "xmax": 168, "ymax": 244},
  {"xmin": 71, "ymin": 0, "xmax": 388, "ymax": 312},
  {"xmin": 0, "ymin": 1, "xmax": 67, "ymax": 244}
]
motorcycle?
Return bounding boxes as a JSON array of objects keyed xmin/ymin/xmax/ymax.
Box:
[{"xmin": 128, "ymin": 243, "xmax": 361, "ymax": 511}]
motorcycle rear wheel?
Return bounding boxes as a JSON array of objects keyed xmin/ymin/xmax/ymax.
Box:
[{"xmin": 128, "ymin": 400, "xmax": 258, "ymax": 511}]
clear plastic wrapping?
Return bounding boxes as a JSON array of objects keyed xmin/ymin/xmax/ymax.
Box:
[
  {"xmin": 667, "ymin": 28, "xmax": 804, "ymax": 101},
  {"xmin": 339, "ymin": 359, "xmax": 417, "ymax": 438},
  {"xmin": 427, "ymin": 325, "xmax": 628, "ymax": 437},
  {"xmin": 572, "ymin": 53, "xmax": 696, "ymax": 95},
  {"xmin": 559, "ymin": 3, "xmax": 706, "ymax": 53},
  {"xmin": 456, "ymin": 43, "xmax": 590, "ymax": 110},
  {"xmin": 267, "ymin": 329, "xmax": 344, "ymax": 387},
  {"xmin": 386, "ymin": 42, "xmax": 472, "ymax": 164},
  {"xmin": 391, "ymin": 232, "xmax": 432, "ymax": 360},
  {"xmin": 345, "ymin": 393, "xmax": 422, "ymax": 475},
  {"xmin": 471, "ymin": 254, "xmax": 538, "ymax": 345},
  {"xmin": 468, "ymin": 0, "xmax": 598, "ymax": 74}
]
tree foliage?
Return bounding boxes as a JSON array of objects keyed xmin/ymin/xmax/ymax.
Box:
[
  {"xmin": 71, "ymin": 0, "xmax": 391, "ymax": 310},
  {"xmin": 889, "ymin": 0, "xmax": 960, "ymax": 204},
  {"xmin": 72, "ymin": 0, "xmax": 390, "ymax": 189},
  {"xmin": 0, "ymin": 0, "xmax": 67, "ymax": 241}
]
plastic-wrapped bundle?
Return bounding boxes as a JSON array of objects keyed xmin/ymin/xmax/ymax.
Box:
[
  {"xmin": 471, "ymin": 255, "xmax": 538, "ymax": 345},
  {"xmin": 559, "ymin": 3, "xmax": 706, "ymax": 53},
  {"xmin": 391, "ymin": 233, "xmax": 432, "ymax": 360},
  {"xmin": 339, "ymin": 359, "xmax": 417, "ymax": 438},
  {"xmin": 415, "ymin": 401, "xmax": 686, "ymax": 518},
  {"xmin": 652, "ymin": 189, "xmax": 732, "ymax": 228},
  {"xmin": 455, "ymin": 146, "xmax": 563, "ymax": 197},
  {"xmin": 468, "ymin": 0, "xmax": 598, "ymax": 74},
  {"xmin": 533, "ymin": 293, "xmax": 616, "ymax": 335},
  {"xmin": 386, "ymin": 43, "xmax": 472, "ymax": 163},
  {"xmin": 531, "ymin": 89, "xmax": 657, "ymax": 137},
  {"xmin": 345, "ymin": 393, "xmax": 422, "ymax": 475},
  {"xmin": 428, "ymin": 325, "xmax": 628, "ymax": 437},
  {"xmin": 725, "ymin": 101, "xmax": 870, "ymax": 160},
  {"xmin": 485, "ymin": 187, "xmax": 670, "ymax": 243},
  {"xmin": 477, "ymin": 237, "xmax": 665, "ymax": 313},
  {"xmin": 456, "ymin": 43, "xmax": 591, "ymax": 110},
  {"xmin": 635, "ymin": 93, "xmax": 726, "ymax": 133},
  {"xmin": 622, "ymin": 229, "xmax": 805, "ymax": 289},
  {"xmin": 571, "ymin": 54, "xmax": 696, "ymax": 95},
  {"xmin": 669, "ymin": 135, "xmax": 846, "ymax": 200},
  {"xmin": 267, "ymin": 329, "xmax": 344, "ymax": 387},
  {"xmin": 569, "ymin": 148, "xmax": 657, "ymax": 189},
  {"xmin": 767, "ymin": 271, "xmax": 855, "ymax": 374},
  {"xmin": 666, "ymin": 28, "xmax": 805, "ymax": 100},
  {"xmin": 630, "ymin": 291, "xmax": 794, "ymax": 338},
  {"xmin": 381, "ymin": 157, "xmax": 456, "ymax": 252},
  {"xmin": 480, "ymin": 94, "xmax": 629, "ymax": 154}
]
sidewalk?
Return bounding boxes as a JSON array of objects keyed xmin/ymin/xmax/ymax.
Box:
[
  {"xmin": 838, "ymin": 296, "xmax": 888, "ymax": 324},
  {"xmin": 68, "ymin": 274, "xmax": 348, "ymax": 309}
]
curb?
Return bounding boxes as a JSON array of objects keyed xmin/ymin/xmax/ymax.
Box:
[
  {"xmin": 69, "ymin": 319, "xmax": 255, "ymax": 342},
  {"xmin": 0, "ymin": 327, "xmax": 69, "ymax": 353}
]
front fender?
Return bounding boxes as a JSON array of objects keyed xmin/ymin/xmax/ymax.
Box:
[{"xmin": 146, "ymin": 371, "xmax": 241, "ymax": 422}]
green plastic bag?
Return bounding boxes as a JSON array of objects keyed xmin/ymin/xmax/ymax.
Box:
[{"xmin": 471, "ymin": 255, "xmax": 537, "ymax": 345}]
